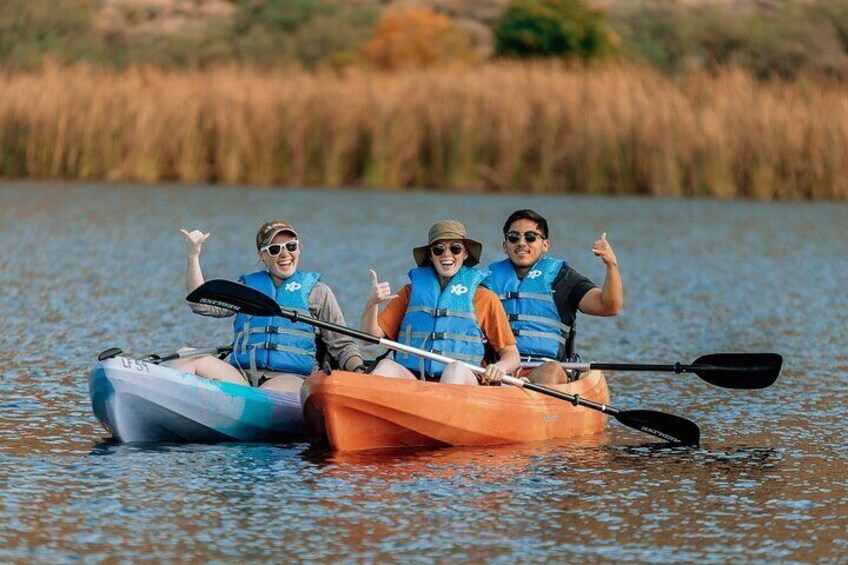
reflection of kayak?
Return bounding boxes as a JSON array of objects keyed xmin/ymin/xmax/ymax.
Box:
[
  {"xmin": 302, "ymin": 370, "xmax": 609, "ymax": 452},
  {"xmin": 88, "ymin": 357, "xmax": 309, "ymax": 443}
]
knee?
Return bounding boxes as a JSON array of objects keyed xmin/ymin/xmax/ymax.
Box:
[
  {"xmin": 529, "ymin": 361, "xmax": 568, "ymax": 385},
  {"xmin": 440, "ymin": 362, "xmax": 477, "ymax": 385},
  {"xmin": 373, "ymin": 359, "xmax": 415, "ymax": 379}
]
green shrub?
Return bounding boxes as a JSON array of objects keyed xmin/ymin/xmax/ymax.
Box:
[
  {"xmin": 494, "ymin": 0, "xmax": 617, "ymax": 60},
  {"xmin": 0, "ymin": 0, "xmax": 99, "ymax": 69},
  {"xmin": 609, "ymin": 0, "xmax": 848, "ymax": 79}
]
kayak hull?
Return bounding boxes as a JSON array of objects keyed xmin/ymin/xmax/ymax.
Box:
[
  {"xmin": 89, "ymin": 357, "xmax": 309, "ymax": 443},
  {"xmin": 302, "ymin": 370, "xmax": 609, "ymax": 451}
]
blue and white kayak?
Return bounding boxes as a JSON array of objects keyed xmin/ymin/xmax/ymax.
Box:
[{"xmin": 88, "ymin": 357, "xmax": 309, "ymax": 443}]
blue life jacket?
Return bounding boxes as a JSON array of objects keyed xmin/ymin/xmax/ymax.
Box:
[
  {"xmin": 397, "ymin": 265, "xmax": 489, "ymax": 379},
  {"xmin": 488, "ymin": 257, "xmax": 571, "ymax": 360},
  {"xmin": 230, "ymin": 270, "xmax": 320, "ymax": 376}
]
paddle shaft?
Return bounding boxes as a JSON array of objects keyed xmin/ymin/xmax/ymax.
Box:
[
  {"xmin": 270, "ymin": 307, "xmax": 620, "ymax": 416},
  {"xmin": 523, "ymin": 361, "xmax": 700, "ymax": 374},
  {"xmin": 519, "ymin": 352, "xmax": 782, "ymax": 390}
]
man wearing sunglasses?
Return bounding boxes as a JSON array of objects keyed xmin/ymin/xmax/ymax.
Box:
[
  {"xmin": 172, "ymin": 219, "xmax": 365, "ymax": 392},
  {"xmin": 362, "ymin": 220, "xmax": 520, "ymax": 385},
  {"xmin": 488, "ymin": 209, "xmax": 623, "ymax": 384}
]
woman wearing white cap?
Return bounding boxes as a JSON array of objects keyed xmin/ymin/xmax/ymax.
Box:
[
  {"xmin": 170, "ymin": 219, "xmax": 365, "ymax": 392},
  {"xmin": 361, "ymin": 220, "xmax": 520, "ymax": 385}
]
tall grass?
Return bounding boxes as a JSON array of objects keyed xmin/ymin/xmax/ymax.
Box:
[{"xmin": 0, "ymin": 63, "xmax": 846, "ymax": 199}]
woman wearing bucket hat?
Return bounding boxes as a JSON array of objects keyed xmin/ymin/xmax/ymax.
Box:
[
  {"xmin": 361, "ymin": 220, "xmax": 520, "ymax": 385},
  {"xmin": 167, "ymin": 219, "xmax": 365, "ymax": 392}
]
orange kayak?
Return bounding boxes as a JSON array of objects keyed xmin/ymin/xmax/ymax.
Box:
[{"xmin": 301, "ymin": 370, "xmax": 609, "ymax": 451}]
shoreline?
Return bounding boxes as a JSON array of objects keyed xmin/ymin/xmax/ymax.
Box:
[{"xmin": 1, "ymin": 63, "xmax": 845, "ymax": 200}]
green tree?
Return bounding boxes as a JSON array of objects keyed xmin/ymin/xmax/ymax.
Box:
[{"xmin": 494, "ymin": 0, "xmax": 616, "ymax": 60}]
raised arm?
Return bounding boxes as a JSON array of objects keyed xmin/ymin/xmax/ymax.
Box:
[
  {"xmin": 578, "ymin": 232, "xmax": 623, "ymax": 317},
  {"xmin": 360, "ymin": 269, "xmax": 397, "ymax": 338},
  {"xmin": 179, "ymin": 228, "xmax": 210, "ymax": 295}
]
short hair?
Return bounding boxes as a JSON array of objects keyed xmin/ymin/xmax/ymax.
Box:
[{"xmin": 502, "ymin": 209, "xmax": 549, "ymax": 239}]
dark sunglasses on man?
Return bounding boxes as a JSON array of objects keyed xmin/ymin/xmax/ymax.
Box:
[{"xmin": 505, "ymin": 231, "xmax": 543, "ymax": 244}]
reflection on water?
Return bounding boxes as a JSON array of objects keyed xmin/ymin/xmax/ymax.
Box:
[{"xmin": 1, "ymin": 182, "xmax": 846, "ymax": 562}]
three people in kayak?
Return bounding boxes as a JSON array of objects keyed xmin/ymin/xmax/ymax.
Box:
[
  {"xmin": 361, "ymin": 220, "xmax": 520, "ymax": 385},
  {"xmin": 170, "ymin": 219, "xmax": 365, "ymax": 392},
  {"xmin": 172, "ymin": 211, "xmax": 621, "ymax": 389},
  {"xmin": 488, "ymin": 209, "xmax": 622, "ymax": 384}
]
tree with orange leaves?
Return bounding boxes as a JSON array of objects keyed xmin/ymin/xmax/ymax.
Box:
[{"xmin": 363, "ymin": 8, "xmax": 473, "ymax": 70}]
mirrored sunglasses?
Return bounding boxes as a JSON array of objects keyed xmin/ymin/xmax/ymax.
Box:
[{"xmin": 261, "ymin": 240, "xmax": 299, "ymax": 256}]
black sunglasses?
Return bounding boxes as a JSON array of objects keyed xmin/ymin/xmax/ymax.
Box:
[
  {"xmin": 261, "ymin": 240, "xmax": 299, "ymax": 256},
  {"xmin": 505, "ymin": 231, "xmax": 543, "ymax": 244},
  {"xmin": 431, "ymin": 243, "xmax": 465, "ymax": 256}
]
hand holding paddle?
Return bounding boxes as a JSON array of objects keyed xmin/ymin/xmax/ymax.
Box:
[
  {"xmin": 367, "ymin": 269, "xmax": 398, "ymax": 307},
  {"xmin": 479, "ymin": 362, "xmax": 507, "ymax": 385},
  {"xmin": 180, "ymin": 229, "xmax": 211, "ymax": 259},
  {"xmin": 592, "ymin": 232, "xmax": 618, "ymax": 268}
]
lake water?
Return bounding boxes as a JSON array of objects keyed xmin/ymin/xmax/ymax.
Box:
[{"xmin": 1, "ymin": 182, "xmax": 846, "ymax": 563}]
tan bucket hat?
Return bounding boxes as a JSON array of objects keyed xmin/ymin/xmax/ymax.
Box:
[
  {"xmin": 413, "ymin": 220, "xmax": 483, "ymax": 267},
  {"xmin": 256, "ymin": 219, "xmax": 298, "ymax": 250}
]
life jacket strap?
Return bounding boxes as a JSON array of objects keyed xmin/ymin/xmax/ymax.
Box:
[
  {"xmin": 500, "ymin": 291, "xmax": 555, "ymax": 303},
  {"xmin": 514, "ymin": 329, "xmax": 567, "ymax": 345},
  {"xmin": 256, "ymin": 342, "xmax": 314, "ymax": 356},
  {"xmin": 241, "ymin": 325, "xmax": 316, "ymax": 339},
  {"xmin": 507, "ymin": 313, "xmax": 571, "ymax": 333},
  {"xmin": 406, "ymin": 306, "xmax": 477, "ymax": 321},
  {"xmin": 405, "ymin": 331, "xmax": 483, "ymax": 344}
]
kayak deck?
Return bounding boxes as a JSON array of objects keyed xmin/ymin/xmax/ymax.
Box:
[
  {"xmin": 89, "ymin": 357, "xmax": 309, "ymax": 443},
  {"xmin": 302, "ymin": 370, "xmax": 609, "ymax": 451}
]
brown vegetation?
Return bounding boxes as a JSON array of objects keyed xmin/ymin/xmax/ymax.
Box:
[{"xmin": 0, "ymin": 63, "xmax": 845, "ymax": 199}]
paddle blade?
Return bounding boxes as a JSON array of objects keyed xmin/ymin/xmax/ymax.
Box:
[
  {"xmin": 691, "ymin": 353, "xmax": 782, "ymax": 390},
  {"xmin": 186, "ymin": 279, "xmax": 282, "ymax": 317},
  {"xmin": 617, "ymin": 410, "xmax": 700, "ymax": 446}
]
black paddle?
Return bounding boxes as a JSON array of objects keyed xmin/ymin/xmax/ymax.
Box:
[
  {"xmin": 521, "ymin": 353, "xmax": 782, "ymax": 390},
  {"xmin": 187, "ymin": 279, "xmax": 701, "ymax": 446}
]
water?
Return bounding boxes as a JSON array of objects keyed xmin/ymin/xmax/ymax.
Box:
[{"xmin": 1, "ymin": 182, "xmax": 846, "ymax": 563}]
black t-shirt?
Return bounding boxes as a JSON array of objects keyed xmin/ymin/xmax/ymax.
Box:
[{"xmin": 551, "ymin": 263, "xmax": 598, "ymax": 331}]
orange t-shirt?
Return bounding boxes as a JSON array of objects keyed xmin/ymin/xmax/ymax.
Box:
[{"xmin": 378, "ymin": 284, "xmax": 516, "ymax": 352}]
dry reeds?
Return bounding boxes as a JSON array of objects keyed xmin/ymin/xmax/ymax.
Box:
[{"xmin": 0, "ymin": 63, "xmax": 845, "ymax": 199}]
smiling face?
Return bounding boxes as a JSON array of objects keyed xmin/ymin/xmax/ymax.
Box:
[
  {"xmin": 503, "ymin": 218, "xmax": 550, "ymax": 276},
  {"xmin": 260, "ymin": 232, "xmax": 300, "ymax": 282},
  {"xmin": 430, "ymin": 238, "xmax": 468, "ymax": 282}
]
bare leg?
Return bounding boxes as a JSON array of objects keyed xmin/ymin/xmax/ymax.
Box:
[
  {"xmin": 371, "ymin": 359, "xmax": 417, "ymax": 380},
  {"xmin": 528, "ymin": 361, "xmax": 568, "ymax": 385},
  {"xmin": 259, "ymin": 374, "xmax": 306, "ymax": 393},
  {"xmin": 439, "ymin": 361, "xmax": 479, "ymax": 385},
  {"xmin": 165, "ymin": 354, "xmax": 247, "ymax": 385}
]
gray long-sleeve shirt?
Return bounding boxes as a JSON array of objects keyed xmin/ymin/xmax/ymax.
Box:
[{"xmin": 188, "ymin": 281, "xmax": 362, "ymax": 371}]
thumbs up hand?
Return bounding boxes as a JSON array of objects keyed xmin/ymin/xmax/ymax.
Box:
[
  {"xmin": 367, "ymin": 269, "xmax": 398, "ymax": 307},
  {"xmin": 592, "ymin": 232, "xmax": 618, "ymax": 268}
]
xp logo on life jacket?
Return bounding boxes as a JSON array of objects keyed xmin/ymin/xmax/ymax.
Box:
[
  {"xmin": 527, "ymin": 270, "xmax": 543, "ymax": 279},
  {"xmin": 450, "ymin": 284, "xmax": 469, "ymax": 296},
  {"xmin": 284, "ymin": 281, "xmax": 302, "ymax": 292}
]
